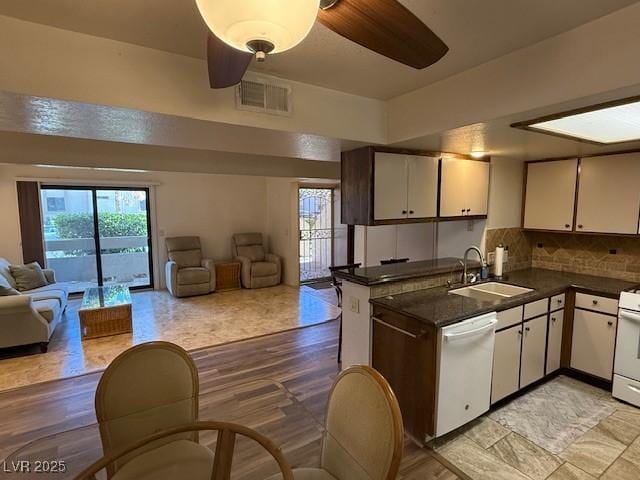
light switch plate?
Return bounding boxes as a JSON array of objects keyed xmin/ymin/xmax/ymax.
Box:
[{"xmin": 350, "ymin": 296, "xmax": 360, "ymax": 314}]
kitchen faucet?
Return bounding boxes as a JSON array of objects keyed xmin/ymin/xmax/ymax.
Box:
[{"xmin": 462, "ymin": 245, "xmax": 485, "ymax": 284}]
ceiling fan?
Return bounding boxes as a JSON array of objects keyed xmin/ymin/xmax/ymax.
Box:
[{"xmin": 195, "ymin": 0, "xmax": 449, "ymax": 89}]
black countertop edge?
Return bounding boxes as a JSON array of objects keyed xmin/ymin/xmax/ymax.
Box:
[
  {"xmin": 369, "ymin": 268, "xmax": 640, "ymax": 329},
  {"xmin": 333, "ymin": 257, "xmax": 481, "ymax": 286}
]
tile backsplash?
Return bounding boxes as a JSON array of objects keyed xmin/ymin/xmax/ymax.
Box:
[
  {"xmin": 485, "ymin": 227, "xmax": 640, "ymax": 282},
  {"xmin": 485, "ymin": 227, "xmax": 532, "ymax": 273}
]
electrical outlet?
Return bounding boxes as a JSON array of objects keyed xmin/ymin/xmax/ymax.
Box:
[{"xmin": 350, "ymin": 296, "xmax": 360, "ymax": 314}]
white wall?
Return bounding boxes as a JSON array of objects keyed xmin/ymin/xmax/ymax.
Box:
[
  {"xmin": 0, "ymin": 15, "xmax": 386, "ymax": 145},
  {"xmin": 0, "ymin": 164, "xmax": 269, "ymax": 289},
  {"xmin": 487, "ymin": 157, "xmax": 524, "ymax": 229},
  {"xmin": 436, "ymin": 220, "xmax": 486, "ymax": 259},
  {"xmin": 437, "ymin": 156, "xmax": 523, "ymax": 258},
  {"xmin": 265, "ymin": 177, "xmax": 299, "ymax": 286},
  {"xmin": 354, "ymin": 223, "xmax": 436, "ymax": 267}
]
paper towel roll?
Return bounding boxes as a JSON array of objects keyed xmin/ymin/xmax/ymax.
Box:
[{"xmin": 495, "ymin": 245, "xmax": 505, "ymax": 278}]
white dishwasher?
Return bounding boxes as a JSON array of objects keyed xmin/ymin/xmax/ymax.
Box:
[{"xmin": 435, "ymin": 312, "xmax": 497, "ymax": 437}]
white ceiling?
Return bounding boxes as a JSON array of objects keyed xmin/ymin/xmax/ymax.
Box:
[{"xmin": 0, "ymin": 0, "xmax": 636, "ymax": 99}]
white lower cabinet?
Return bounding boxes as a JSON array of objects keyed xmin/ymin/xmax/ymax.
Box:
[
  {"xmin": 520, "ymin": 316, "xmax": 548, "ymax": 388},
  {"xmin": 571, "ymin": 309, "xmax": 617, "ymax": 380},
  {"xmin": 491, "ymin": 326, "xmax": 522, "ymax": 404},
  {"xmin": 546, "ymin": 309, "xmax": 564, "ymax": 374}
]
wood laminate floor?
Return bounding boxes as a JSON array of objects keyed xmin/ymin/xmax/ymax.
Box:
[
  {"xmin": 0, "ymin": 321, "xmax": 458, "ymax": 479},
  {"xmin": 0, "ymin": 285, "xmax": 340, "ymax": 392}
]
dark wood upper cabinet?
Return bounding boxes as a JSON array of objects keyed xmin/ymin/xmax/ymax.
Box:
[{"xmin": 341, "ymin": 146, "xmax": 490, "ymax": 226}]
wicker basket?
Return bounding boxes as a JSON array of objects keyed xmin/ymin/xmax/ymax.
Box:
[
  {"xmin": 79, "ymin": 304, "xmax": 132, "ymax": 340},
  {"xmin": 215, "ymin": 261, "xmax": 242, "ymax": 291}
]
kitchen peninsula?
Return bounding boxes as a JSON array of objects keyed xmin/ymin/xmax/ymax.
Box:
[
  {"xmin": 334, "ymin": 257, "xmax": 480, "ymax": 368},
  {"xmin": 334, "ymin": 263, "xmax": 638, "ymax": 444}
]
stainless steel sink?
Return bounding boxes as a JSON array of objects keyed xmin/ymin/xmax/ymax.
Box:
[{"xmin": 449, "ymin": 282, "xmax": 533, "ymax": 301}]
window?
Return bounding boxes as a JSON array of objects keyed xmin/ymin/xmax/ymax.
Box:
[{"xmin": 46, "ymin": 197, "xmax": 66, "ymax": 212}]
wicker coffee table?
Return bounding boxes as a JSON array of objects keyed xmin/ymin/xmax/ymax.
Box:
[{"xmin": 79, "ymin": 285, "xmax": 132, "ymax": 340}]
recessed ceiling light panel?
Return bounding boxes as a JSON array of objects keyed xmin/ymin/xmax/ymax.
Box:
[{"xmin": 512, "ymin": 97, "xmax": 640, "ymax": 144}]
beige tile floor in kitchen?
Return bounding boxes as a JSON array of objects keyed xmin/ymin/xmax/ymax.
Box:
[{"xmin": 433, "ymin": 378, "xmax": 640, "ymax": 480}]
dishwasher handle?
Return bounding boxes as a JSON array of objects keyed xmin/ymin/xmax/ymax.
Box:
[
  {"xmin": 620, "ymin": 310, "xmax": 640, "ymax": 323},
  {"xmin": 443, "ymin": 319, "xmax": 497, "ymax": 342}
]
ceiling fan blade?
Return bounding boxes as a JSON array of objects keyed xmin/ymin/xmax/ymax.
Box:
[
  {"xmin": 317, "ymin": 0, "xmax": 448, "ymax": 69},
  {"xmin": 206, "ymin": 33, "xmax": 253, "ymax": 88}
]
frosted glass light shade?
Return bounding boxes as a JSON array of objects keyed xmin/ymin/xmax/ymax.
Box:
[
  {"xmin": 195, "ymin": 0, "xmax": 320, "ymax": 54},
  {"xmin": 530, "ymin": 100, "xmax": 640, "ymax": 144}
]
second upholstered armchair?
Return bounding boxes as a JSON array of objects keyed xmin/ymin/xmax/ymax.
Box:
[
  {"xmin": 165, "ymin": 236, "xmax": 215, "ymax": 297},
  {"xmin": 232, "ymin": 233, "xmax": 281, "ymax": 289}
]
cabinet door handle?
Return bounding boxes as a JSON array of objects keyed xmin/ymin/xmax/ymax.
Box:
[
  {"xmin": 525, "ymin": 326, "xmax": 531, "ymax": 332},
  {"xmin": 409, "ymin": 210, "xmax": 414, "ymax": 214},
  {"xmin": 466, "ymin": 208, "xmax": 471, "ymax": 213},
  {"xmin": 557, "ymin": 299, "xmax": 563, "ymax": 304},
  {"xmin": 564, "ymin": 224, "xmax": 570, "ymax": 228},
  {"xmin": 578, "ymin": 224, "xmax": 583, "ymax": 229},
  {"xmin": 518, "ymin": 329, "xmax": 523, "ymax": 335},
  {"xmin": 461, "ymin": 209, "xmax": 465, "ymax": 214},
  {"xmin": 593, "ymin": 300, "xmax": 598, "ymax": 306},
  {"xmin": 402, "ymin": 210, "xmax": 407, "ymax": 215},
  {"xmin": 551, "ymin": 317, "xmax": 556, "ymax": 322},
  {"xmin": 607, "ymin": 321, "xmax": 613, "ymax": 326}
]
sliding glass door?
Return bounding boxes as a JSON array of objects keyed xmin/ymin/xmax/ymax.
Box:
[{"xmin": 41, "ymin": 186, "xmax": 153, "ymax": 293}]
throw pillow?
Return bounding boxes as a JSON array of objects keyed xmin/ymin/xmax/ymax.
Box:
[
  {"xmin": 0, "ymin": 273, "xmax": 20, "ymax": 296},
  {"xmin": 9, "ymin": 262, "xmax": 48, "ymax": 291}
]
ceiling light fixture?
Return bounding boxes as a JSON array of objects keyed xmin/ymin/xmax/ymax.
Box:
[
  {"xmin": 195, "ymin": 0, "xmax": 320, "ymax": 61},
  {"xmin": 470, "ymin": 151, "xmax": 488, "ymax": 159},
  {"xmin": 511, "ymin": 96, "xmax": 640, "ymax": 144}
]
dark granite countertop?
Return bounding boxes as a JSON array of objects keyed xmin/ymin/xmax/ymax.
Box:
[
  {"xmin": 333, "ymin": 257, "xmax": 480, "ymax": 286},
  {"xmin": 370, "ymin": 268, "xmax": 639, "ymax": 328}
]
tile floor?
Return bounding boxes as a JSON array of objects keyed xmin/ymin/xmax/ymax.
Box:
[
  {"xmin": 434, "ymin": 376, "xmax": 640, "ymax": 479},
  {"xmin": 0, "ymin": 285, "xmax": 340, "ymax": 392}
]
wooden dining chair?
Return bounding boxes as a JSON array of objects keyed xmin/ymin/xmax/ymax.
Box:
[
  {"xmin": 74, "ymin": 421, "xmax": 294, "ymax": 480},
  {"xmin": 328, "ymin": 263, "xmax": 361, "ymax": 363},
  {"xmin": 95, "ymin": 341, "xmax": 199, "ymax": 478},
  {"xmin": 268, "ymin": 365, "xmax": 404, "ymax": 480}
]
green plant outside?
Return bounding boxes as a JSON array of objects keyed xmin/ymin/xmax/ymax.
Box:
[
  {"xmin": 52, "ymin": 213, "xmax": 148, "ymax": 255},
  {"xmin": 53, "ymin": 212, "xmax": 147, "ymax": 238}
]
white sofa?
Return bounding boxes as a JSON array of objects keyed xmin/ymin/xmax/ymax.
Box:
[{"xmin": 0, "ymin": 258, "xmax": 68, "ymax": 352}]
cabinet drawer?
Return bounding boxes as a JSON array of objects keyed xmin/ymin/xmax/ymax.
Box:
[
  {"xmin": 497, "ymin": 306, "xmax": 523, "ymax": 330},
  {"xmin": 613, "ymin": 374, "xmax": 640, "ymax": 406},
  {"xmin": 575, "ymin": 293, "xmax": 618, "ymax": 315},
  {"xmin": 524, "ymin": 299, "xmax": 548, "ymax": 319},
  {"xmin": 550, "ymin": 294, "xmax": 565, "ymax": 312}
]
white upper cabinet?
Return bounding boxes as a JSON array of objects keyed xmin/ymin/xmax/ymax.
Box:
[
  {"xmin": 374, "ymin": 153, "xmax": 438, "ymax": 221},
  {"xmin": 576, "ymin": 153, "xmax": 640, "ymax": 234},
  {"xmin": 439, "ymin": 158, "xmax": 490, "ymax": 217},
  {"xmin": 523, "ymin": 159, "xmax": 577, "ymax": 231},
  {"xmin": 374, "ymin": 153, "xmax": 409, "ymax": 220},
  {"xmin": 406, "ymin": 155, "xmax": 439, "ymax": 218}
]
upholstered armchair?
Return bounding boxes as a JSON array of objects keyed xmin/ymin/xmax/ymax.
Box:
[
  {"xmin": 165, "ymin": 237, "xmax": 215, "ymax": 297},
  {"xmin": 232, "ymin": 233, "xmax": 281, "ymax": 289}
]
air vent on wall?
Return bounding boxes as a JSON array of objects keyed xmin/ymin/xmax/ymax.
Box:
[{"xmin": 236, "ymin": 75, "xmax": 292, "ymax": 116}]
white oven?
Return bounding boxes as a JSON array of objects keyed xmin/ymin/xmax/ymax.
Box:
[{"xmin": 613, "ymin": 291, "xmax": 640, "ymax": 407}]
